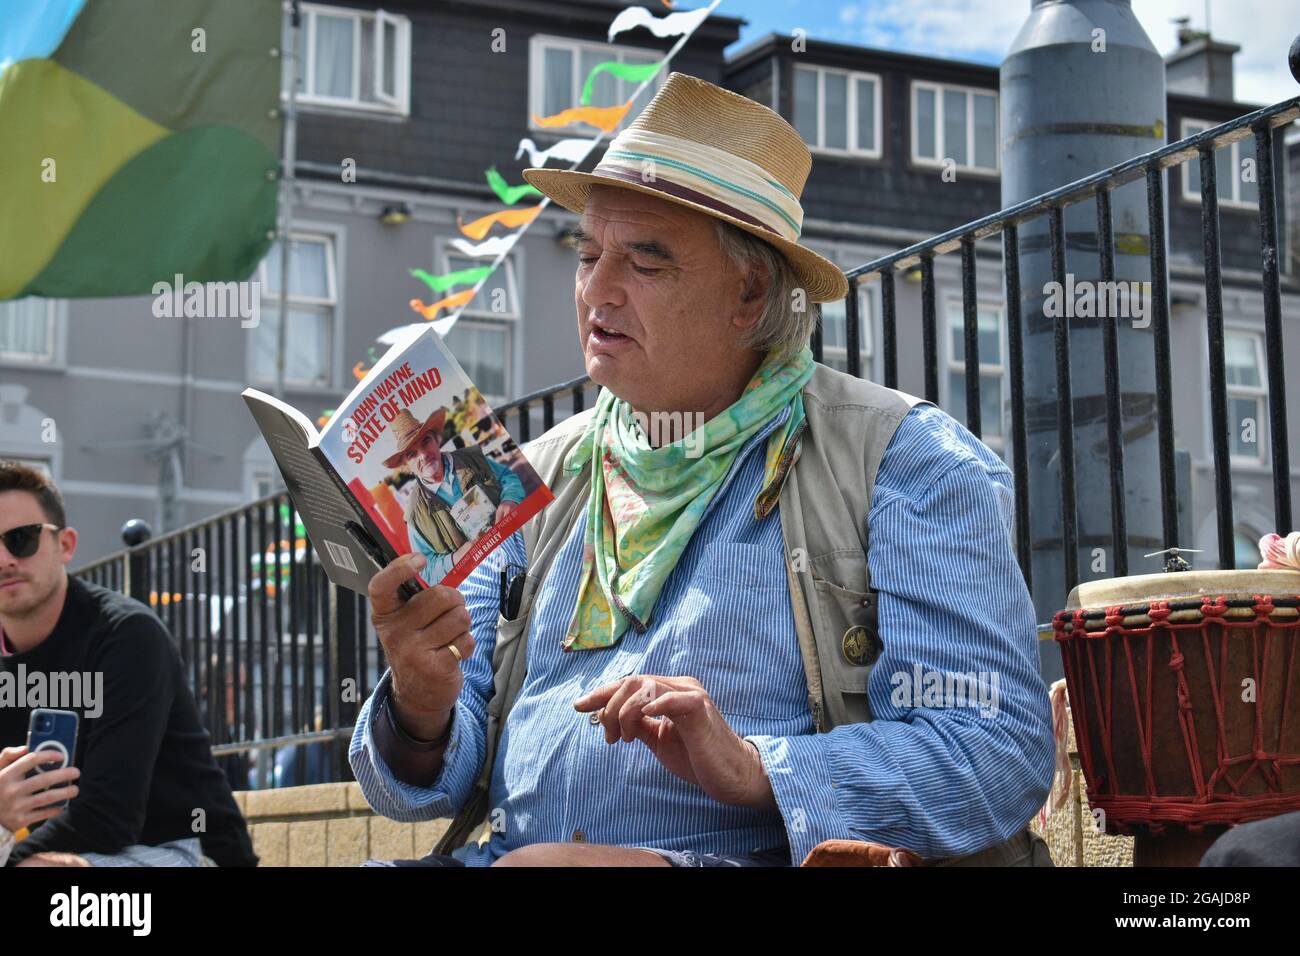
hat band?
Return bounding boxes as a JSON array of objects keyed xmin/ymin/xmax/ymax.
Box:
[
  {"xmin": 588, "ymin": 166, "xmax": 782, "ymax": 239},
  {"xmin": 594, "ymin": 128, "xmax": 804, "ymax": 242}
]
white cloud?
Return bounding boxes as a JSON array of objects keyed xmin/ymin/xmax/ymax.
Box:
[{"xmin": 827, "ymin": 0, "xmax": 1296, "ymax": 106}]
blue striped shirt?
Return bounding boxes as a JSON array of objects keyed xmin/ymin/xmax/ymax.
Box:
[{"xmin": 349, "ymin": 401, "xmax": 1054, "ymax": 865}]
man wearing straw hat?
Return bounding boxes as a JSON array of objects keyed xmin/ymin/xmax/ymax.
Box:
[
  {"xmin": 382, "ymin": 405, "xmax": 525, "ymax": 586},
  {"xmin": 351, "ymin": 73, "xmax": 1054, "ymax": 867}
]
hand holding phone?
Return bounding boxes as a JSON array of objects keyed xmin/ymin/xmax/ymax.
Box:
[
  {"xmin": 24, "ymin": 708, "xmax": 80, "ymax": 810},
  {"xmin": 0, "ymin": 740, "xmax": 80, "ymax": 833}
]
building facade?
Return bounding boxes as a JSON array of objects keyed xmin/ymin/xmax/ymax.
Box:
[{"xmin": 1, "ymin": 0, "xmax": 1295, "ymax": 601}]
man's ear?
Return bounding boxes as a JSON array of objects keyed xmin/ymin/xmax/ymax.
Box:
[
  {"xmin": 57, "ymin": 527, "xmax": 78, "ymax": 566},
  {"xmin": 732, "ymin": 260, "xmax": 769, "ymax": 331}
]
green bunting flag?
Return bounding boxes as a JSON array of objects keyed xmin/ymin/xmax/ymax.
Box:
[
  {"xmin": 485, "ymin": 166, "xmax": 542, "ymax": 205},
  {"xmin": 580, "ymin": 60, "xmax": 664, "ymax": 105},
  {"xmin": 409, "ymin": 265, "xmax": 494, "ymax": 295}
]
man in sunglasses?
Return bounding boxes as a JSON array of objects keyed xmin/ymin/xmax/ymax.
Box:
[{"xmin": 0, "ymin": 461, "xmax": 256, "ymax": 867}]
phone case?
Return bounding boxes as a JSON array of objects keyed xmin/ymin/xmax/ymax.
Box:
[{"xmin": 26, "ymin": 708, "xmax": 79, "ymax": 810}]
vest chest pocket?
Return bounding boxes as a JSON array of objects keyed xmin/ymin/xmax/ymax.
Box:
[
  {"xmin": 809, "ymin": 551, "xmax": 883, "ymax": 698},
  {"xmin": 488, "ymin": 594, "xmax": 537, "ymax": 727}
]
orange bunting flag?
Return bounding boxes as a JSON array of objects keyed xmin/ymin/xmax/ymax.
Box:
[
  {"xmin": 530, "ymin": 101, "xmax": 632, "ymax": 133},
  {"xmin": 456, "ymin": 205, "xmax": 543, "ymax": 240},
  {"xmin": 352, "ymin": 361, "xmax": 370, "ymax": 380},
  {"xmin": 409, "ymin": 288, "xmax": 476, "ymax": 321}
]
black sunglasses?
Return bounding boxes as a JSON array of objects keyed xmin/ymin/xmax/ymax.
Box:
[{"xmin": 0, "ymin": 523, "xmax": 61, "ymax": 559}]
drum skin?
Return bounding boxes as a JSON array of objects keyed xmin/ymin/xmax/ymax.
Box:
[{"xmin": 1054, "ymin": 570, "xmax": 1300, "ymax": 834}]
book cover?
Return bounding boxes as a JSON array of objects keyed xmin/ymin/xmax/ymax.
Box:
[{"xmin": 243, "ymin": 326, "xmax": 553, "ymax": 593}]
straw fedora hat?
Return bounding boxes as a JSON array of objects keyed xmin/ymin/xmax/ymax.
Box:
[
  {"xmin": 383, "ymin": 406, "xmax": 448, "ymax": 470},
  {"xmin": 522, "ymin": 71, "xmax": 848, "ymax": 304}
]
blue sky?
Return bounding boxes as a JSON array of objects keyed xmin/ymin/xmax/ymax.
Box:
[{"xmin": 716, "ymin": 0, "xmax": 1297, "ymax": 108}]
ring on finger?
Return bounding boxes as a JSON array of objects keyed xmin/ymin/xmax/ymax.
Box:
[{"xmin": 446, "ymin": 643, "xmax": 463, "ymax": 662}]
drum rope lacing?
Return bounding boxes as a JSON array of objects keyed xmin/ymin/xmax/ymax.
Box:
[{"xmin": 1052, "ymin": 595, "xmax": 1300, "ymax": 834}]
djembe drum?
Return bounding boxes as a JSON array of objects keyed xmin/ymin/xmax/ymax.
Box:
[{"xmin": 1054, "ymin": 570, "xmax": 1300, "ymax": 865}]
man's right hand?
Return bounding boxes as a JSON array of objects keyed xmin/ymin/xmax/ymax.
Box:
[
  {"xmin": 0, "ymin": 746, "xmax": 80, "ymax": 833},
  {"xmin": 368, "ymin": 552, "xmax": 475, "ymax": 741}
]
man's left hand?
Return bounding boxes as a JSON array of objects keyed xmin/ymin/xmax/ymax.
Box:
[
  {"xmin": 493, "ymin": 502, "xmax": 518, "ymax": 524},
  {"xmin": 573, "ymin": 675, "xmax": 776, "ymax": 811}
]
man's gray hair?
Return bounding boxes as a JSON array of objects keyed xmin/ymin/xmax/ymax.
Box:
[{"xmin": 713, "ymin": 218, "xmax": 821, "ymax": 356}]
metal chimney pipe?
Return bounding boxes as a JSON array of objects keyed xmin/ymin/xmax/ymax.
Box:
[{"xmin": 1001, "ymin": 0, "xmax": 1168, "ymax": 681}]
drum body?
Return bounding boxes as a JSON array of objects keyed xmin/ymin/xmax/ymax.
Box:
[{"xmin": 1054, "ymin": 570, "xmax": 1300, "ymax": 834}]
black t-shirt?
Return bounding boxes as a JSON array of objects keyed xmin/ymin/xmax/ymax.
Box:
[{"xmin": 1, "ymin": 576, "xmax": 257, "ymax": 866}]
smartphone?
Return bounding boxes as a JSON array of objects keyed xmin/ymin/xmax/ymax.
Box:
[{"xmin": 26, "ymin": 708, "xmax": 79, "ymax": 810}]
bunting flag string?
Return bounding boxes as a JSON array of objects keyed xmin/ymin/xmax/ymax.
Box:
[{"xmin": 335, "ymin": 1, "xmax": 722, "ymax": 404}]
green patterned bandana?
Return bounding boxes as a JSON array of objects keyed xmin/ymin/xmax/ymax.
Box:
[{"xmin": 561, "ymin": 346, "xmax": 815, "ymax": 651}]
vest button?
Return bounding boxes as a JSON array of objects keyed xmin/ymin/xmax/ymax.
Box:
[
  {"xmin": 571, "ymin": 829, "xmax": 587, "ymax": 842},
  {"xmin": 588, "ymin": 711, "xmax": 602, "ymax": 725},
  {"xmin": 841, "ymin": 625, "xmax": 876, "ymax": 666}
]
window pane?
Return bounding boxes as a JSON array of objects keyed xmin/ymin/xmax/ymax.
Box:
[
  {"xmin": 949, "ymin": 311, "xmax": 964, "ymax": 363},
  {"xmin": 979, "ymin": 308, "xmax": 1001, "ymax": 364},
  {"xmin": 821, "ymin": 298, "xmax": 845, "ymax": 349},
  {"xmin": 856, "ymin": 78, "xmax": 876, "ymax": 152},
  {"xmin": 915, "ymin": 87, "xmax": 936, "ymax": 158},
  {"xmin": 1228, "ymin": 396, "xmax": 1261, "ymax": 457},
  {"xmin": 542, "ymin": 47, "xmax": 572, "ymax": 117},
  {"xmin": 1237, "ymin": 137, "xmax": 1258, "ymax": 205},
  {"xmin": 444, "ymin": 323, "xmax": 508, "ymax": 399},
  {"xmin": 1224, "ymin": 333, "xmax": 1261, "ymax": 387},
  {"xmin": 264, "ymin": 239, "xmax": 330, "ymax": 299},
  {"xmin": 820, "ymin": 295, "xmax": 865, "ymax": 355},
  {"xmin": 948, "ymin": 370, "xmax": 966, "ymax": 422},
  {"xmin": 824, "ymin": 72, "xmax": 847, "ymax": 150},
  {"xmin": 313, "ymin": 14, "xmax": 355, "ymax": 99},
  {"xmin": 1213, "ymin": 144, "xmax": 1233, "ymax": 201},
  {"xmin": 382, "ymin": 19, "xmax": 397, "ymax": 100},
  {"xmin": 943, "ymin": 89, "xmax": 967, "ymax": 166},
  {"xmin": 580, "ymin": 49, "xmax": 618, "ymax": 109},
  {"xmin": 449, "ymin": 255, "xmax": 513, "ymax": 314},
  {"xmin": 980, "ymin": 373, "xmax": 1003, "ymax": 436},
  {"xmin": 359, "ymin": 18, "xmax": 375, "ymax": 102},
  {"xmin": 973, "ymin": 93, "xmax": 997, "ymax": 169},
  {"xmin": 0, "ymin": 299, "xmax": 53, "ymax": 359},
  {"xmin": 254, "ymin": 307, "xmax": 330, "ymax": 385},
  {"xmin": 794, "ymin": 67, "xmax": 818, "ymax": 145}
]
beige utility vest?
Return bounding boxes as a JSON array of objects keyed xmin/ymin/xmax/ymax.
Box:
[{"xmin": 433, "ymin": 363, "xmax": 1027, "ymax": 863}]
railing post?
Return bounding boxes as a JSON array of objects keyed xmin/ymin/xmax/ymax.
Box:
[
  {"xmin": 331, "ymin": 584, "xmax": 359, "ymax": 782},
  {"xmin": 121, "ymin": 519, "xmax": 152, "ymax": 604}
]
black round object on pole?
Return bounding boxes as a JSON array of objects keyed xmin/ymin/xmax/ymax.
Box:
[{"xmin": 121, "ymin": 519, "xmax": 153, "ymax": 547}]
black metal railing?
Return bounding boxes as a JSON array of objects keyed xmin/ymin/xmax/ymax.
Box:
[
  {"xmin": 840, "ymin": 87, "xmax": 1299, "ymax": 593},
  {"xmin": 74, "ymin": 54, "xmax": 1300, "ymax": 781},
  {"xmin": 77, "ymin": 496, "xmax": 368, "ymax": 789}
]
